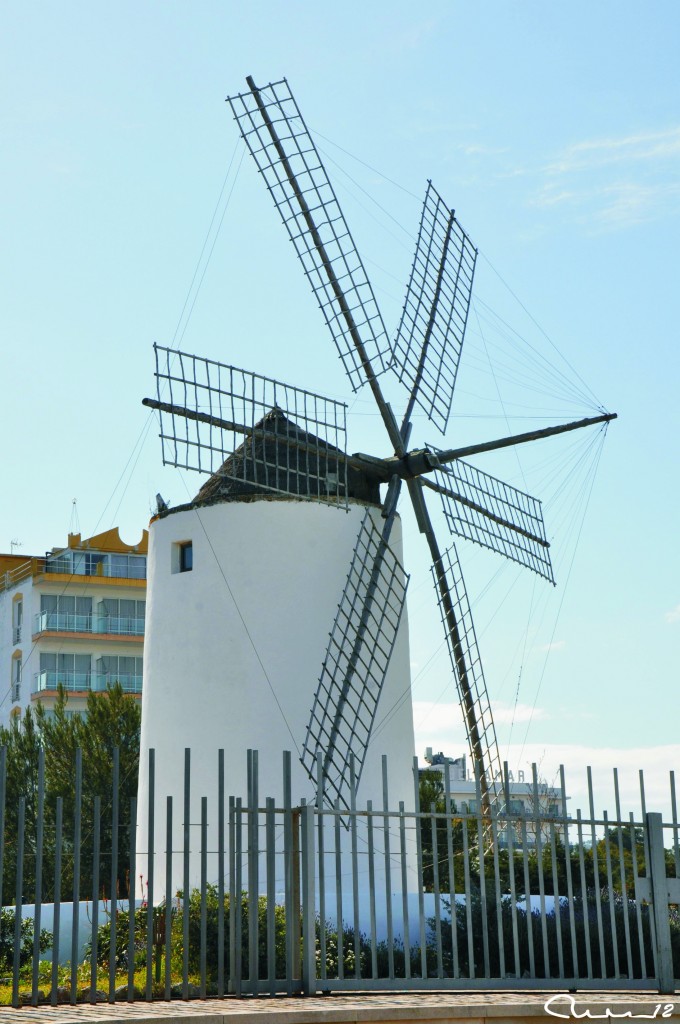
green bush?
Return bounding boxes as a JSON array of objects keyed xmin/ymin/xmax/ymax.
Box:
[
  {"xmin": 0, "ymin": 909, "xmax": 51, "ymax": 975},
  {"xmin": 82, "ymin": 904, "xmax": 150, "ymax": 971},
  {"xmin": 433, "ymin": 887, "xmax": 663, "ymax": 980}
]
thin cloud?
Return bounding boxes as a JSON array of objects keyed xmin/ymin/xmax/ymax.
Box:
[
  {"xmin": 455, "ymin": 143, "xmax": 509, "ymax": 158},
  {"xmin": 383, "ymin": 18, "xmax": 439, "ymax": 56},
  {"xmin": 665, "ymin": 604, "xmax": 680, "ymax": 624},
  {"xmin": 412, "ymin": 699, "xmax": 547, "ymax": 754},
  {"xmin": 493, "ymin": 701, "xmax": 548, "ymax": 725},
  {"xmin": 534, "ymin": 639, "xmax": 566, "ymax": 653},
  {"xmin": 546, "ymin": 127, "xmax": 680, "ymax": 174},
  {"xmin": 527, "ymin": 125, "xmax": 680, "ymax": 229},
  {"xmin": 503, "ymin": 742, "xmax": 680, "ymax": 820}
]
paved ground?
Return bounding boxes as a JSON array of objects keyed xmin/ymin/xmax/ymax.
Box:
[{"xmin": 0, "ymin": 990, "xmax": 678, "ymax": 1024}]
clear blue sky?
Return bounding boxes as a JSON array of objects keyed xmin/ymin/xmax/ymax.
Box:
[{"xmin": 2, "ymin": 2, "xmax": 678, "ymax": 815}]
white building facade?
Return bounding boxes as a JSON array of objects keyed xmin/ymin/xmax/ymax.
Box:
[{"xmin": 0, "ymin": 528, "xmax": 147, "ymax": 727}]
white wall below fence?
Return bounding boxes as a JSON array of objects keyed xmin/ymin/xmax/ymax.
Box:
[
  {"xmin": 6, "ymin": 901, "xmax": 142, "ymax": 966},
  {"xmin": 6, "ymin": 892, "xmax": 565, "ymax": 968}
]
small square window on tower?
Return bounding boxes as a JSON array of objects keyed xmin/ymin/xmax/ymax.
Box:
[
  {"xmin": 172, "ymin": 540, "xmax": 193, "ymax": 574},
  {"xmin": 180, "ymin": 542, "xmax": 193, "ymax": 572}
]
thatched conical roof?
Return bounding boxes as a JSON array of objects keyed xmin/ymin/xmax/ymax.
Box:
[{"xmin": 193, "ymin": 408, "xmax": 380, "ymax": 506}]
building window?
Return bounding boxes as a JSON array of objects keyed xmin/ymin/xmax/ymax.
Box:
[
  {"xmin": 172, "ymin": 541, "xmax": 193, "ymax": 574},
  {"xmin": 96, "ymin": 598, "xmax": 145, "ymax": 635},
  {"xmin": 109, "ymin": 554, "xmax": 146, "ymax": 579},
  {"xmin": 37, "ymin": 652, "xmax": 92, "ymax": 691},
  {"xmin": 96, "ymin": 656, "xmax": 143, "ymax": 693},
  {"xmin": 12, "ymin": 655, "xmax": 22, "ymax": 702},
  {"xmin": 39, "ymin": 595, "xmax": 92, "ymax": 632},
  {"xmin": 180, "ymin": 542, "xmax": 193, "ymax": 572},
  {"xmin": 12, "ymin": 597, "xmax": 23, "ymax": 644}
]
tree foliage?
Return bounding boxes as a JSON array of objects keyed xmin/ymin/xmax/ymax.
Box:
[{"xmin": 0, "ymin": 685, "xmax": 141, "ymax": 906}]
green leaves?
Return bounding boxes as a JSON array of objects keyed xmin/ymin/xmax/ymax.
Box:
[{"xmin": 0, "ymin": 685, "xmax": 141, "ymax": 905}]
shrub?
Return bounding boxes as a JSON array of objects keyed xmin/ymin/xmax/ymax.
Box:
[{"xmin": 0, "ymin": 909, "xmax": 51, "ymax": 975}]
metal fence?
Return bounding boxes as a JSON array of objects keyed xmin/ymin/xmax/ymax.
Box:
[{"xmin": 1, "ymin": 747, "xmax": 679, "ymax": 1006}]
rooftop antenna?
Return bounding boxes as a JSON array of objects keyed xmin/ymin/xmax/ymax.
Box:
[
  {"xmin": 10, "ymin": 539, "xmax": 22, "ymax": 556},
  {"xmin": 143, "ymin": 77, "xmax": 616, "ymax": 817},
  {"xmin": 69, "ymin": 498, "xmax": 80, "ymax": 536}
]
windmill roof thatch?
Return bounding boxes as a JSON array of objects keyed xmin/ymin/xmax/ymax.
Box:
[{"xmin": 192, "ymin": 408, "xmax": 380, "ymax": 507}]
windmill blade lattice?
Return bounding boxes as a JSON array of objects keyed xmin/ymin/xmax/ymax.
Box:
[
  {"xmin": 431, "ymin": 545, "xmax": 503, "ymax": 811},
  {"xmin": 431, "ymin": 458, "xmax": 554, "ymax": 583},
  {"xmin": 302, "ymin": 510, "xmax": 409, "ymax": 808},
  {"xmin": 151, "ymin": 344, "xmax": 349, "ymax": 506},
  {"xmin": 227, "ymin": 78, "xmax": 393, "ymax": 393},
  {"xmin": 393, "ymin": 182, "xmax": 477, "ymax": 434}
]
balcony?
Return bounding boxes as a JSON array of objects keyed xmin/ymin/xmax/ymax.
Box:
[
  {"xmin": 33, "ymin": 672, "xmax": 143, "ymax": 694},
  {"xmin": 34, "ymin": 613, "xmax": 144, "ymax": 637}
]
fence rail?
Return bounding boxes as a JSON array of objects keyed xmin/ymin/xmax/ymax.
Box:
[{"xmin": 0, "ymin": 747, "xmax": 678, "ymax": 1006}]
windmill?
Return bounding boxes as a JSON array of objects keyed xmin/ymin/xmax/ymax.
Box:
[{"xmin": 143, "ymin": 76, "xmax": 615, "ymax": 821}]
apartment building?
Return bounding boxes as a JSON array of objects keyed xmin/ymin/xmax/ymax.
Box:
[
  {"xmin": 0, "ymin": 527, "xmax": 147, "ymax": 727},
  {"xmin": 420, "ymin": 748, "xmax": 567, "ymax": 846}
]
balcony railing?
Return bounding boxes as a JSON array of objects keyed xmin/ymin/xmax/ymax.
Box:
[
  {"xmin": 33, "ymin": 671, "xmax": 92, "ymax": 693},
  {"xmin": 13, "ymin": 626, "xmax": 21, "ymax": 644},
  {"xmin": 12, "ymin": 683, "xmax": 21, "ymax": 703},
  {"xmin": 44, "ymin": 558, "xmax": 146, "ymax": 580},
  {"xmin": 33, "ymin": 612, "xmax": 145, "ymax": 636},
  {"xmin": 95, "ymin": 615, "xmax": 145, "ymax": 636},
  {"xmin": 34, "ymin": 612, "xmax": 92, "ymax": 634},
  {"xmin": 94, "ymin": 674, "xmax": 143, "ymax": 694},
  {"xmin": 33, "ymin": 672, "xmax": 143, "ymax": 694}
]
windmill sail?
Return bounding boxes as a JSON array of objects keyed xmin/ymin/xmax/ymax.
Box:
[
  {"xmin": 302, "ymin": 511, "xmax": 409, "ymax": 808},
  {"xmin": 431, "ymin": 545, "xmax": 503, "ymax": 812},
  {"xmin": 431, "ymin": 459, "xmax": 554, "ymax": 583},
  {"xmin": 393, "ymin": 182, "xmax": 477, "ymax": 434},
  {"xmin": 227, "ymin": 78, "xmax": 393, "ymax": 392},
  {"xmin": 149, "ymin": 344, "xmax": 352, "ymax": 507}
]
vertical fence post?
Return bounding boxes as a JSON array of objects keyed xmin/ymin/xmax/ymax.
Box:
[
  {"xmin": 90, "ymin": 796, "xmax": 101, "ymax": 1001},
  {"xmin": 282, "ymin": 751, "xmax": 295, "ymax": 993},
  {"xmin": 12, "ymin": 797, "xmax": 24, "ymax": 1008},
  {"xmin": 247, "ymin": 749, "xmax": 259, "ymax": 995},
  {"xmin": 50, "ymin": 799, "xmax": 63, "ymax": 1005},
  {"xmin": 127, "ymin": 797, "xmax": 137, "ymax": 1000},
  {"xmin": 145, "ymin": 749, "xmax": 155, "ymax": 1000},
  {"xmin": 291, "ymin": 808, "xmax": 302, "ymax": 984},
  {"xmin": 0, "ymin": 746, "xmax": 6, "ymax": 920},
  {"xmin": 300, "ymin": 801, "xmax": 317, "ymax": 995},
  {"xmin": 70, "ymin": 748, "xmax": 82, "ymax": 1004},
  {"xmin": 228, "ymin": 795, "xmax": 237, "ymax": 994},
  {"xmin": 200, "ymin": 797, "xmax": 208, "ymax": 998},
  {"xmin": 646, "ymin": 812, "xmax": 675, "ymax": 995},
  {"xmin": 182, "ymin": 748, "xmax": 191, "ymax": 999},
  {"xmin": 109, "ymin": 748, "xmax": 119, "ymax": 1003},
  {"xmin": 31, "ymin": 748, "xmax": 45, "ymax": 1005},
  {"xmin": 165, "ymin": 795, "xmax": 173, "ymax": 1000},
  {"xmin": 217, "ymin": 750, "xmax": 225, "ymax": 998}
]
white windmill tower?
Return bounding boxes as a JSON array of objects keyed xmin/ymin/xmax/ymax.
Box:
[{"xmin": 136, "ymin": 77, "xmax": 615, "ymax": 891}]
